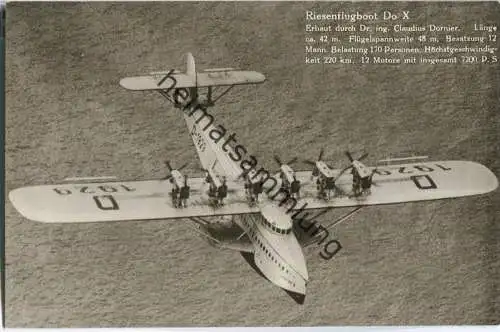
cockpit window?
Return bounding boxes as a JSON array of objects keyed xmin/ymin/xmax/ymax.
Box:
[{"xmin": 262, "ymin": 218, "xmax": 292, "ymax": 235}]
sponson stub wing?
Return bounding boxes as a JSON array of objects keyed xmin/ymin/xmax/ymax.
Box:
[{"xmin": 197, "ymin": 220, "xmax": 255, "ymax": 253}]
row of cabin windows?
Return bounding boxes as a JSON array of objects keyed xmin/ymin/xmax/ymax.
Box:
[
  {"xmin": 247, "ymin": 226, "xmax": 290, "ymax": 275},
  {"xmin": 245, "ymin": 219, "xmax": 297, "ymax": 287}
]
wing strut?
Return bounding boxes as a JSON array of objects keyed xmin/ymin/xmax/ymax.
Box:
[
  {"xmin": 188, "ymin": 218, "xmax": 222, "ymax": 244},
  {"xmin": 302, "ymin": 206, "xmax": 364, "ymax": 248},
  {"xmin": 157, "ymin": 89, "xmax": 176, "ymax": 104},
  {"xmin": 208, "ymin": 85, "xmax": 235, "ymax": 105},
  {"xmin": 323, "ymin": 206, "xmax": 364, "ymax": 229},
  {"xmin": 190, "ymin": 216, "xmax": 210, "ymax": 226},
  {"xmin": 236, "ymin": 229, "xmax": 248, "ymax": 241}
]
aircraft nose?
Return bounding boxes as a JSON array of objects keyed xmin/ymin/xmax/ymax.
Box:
[
  {"xmin": 292, "ymin": 250, "xmax": 309, "ymax": 281},
  {"xmin": 282, "ymin": 238, "xmax": 309, "ymax": 281}
]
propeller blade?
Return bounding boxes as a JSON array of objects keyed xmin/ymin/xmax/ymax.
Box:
[
  {"xmin": 238, "ymin": 170, "xmax": 250, "ymax": 180},
  {"xmin": 165, "ymin": 161, "xmax": 173, "ymax": 172},
  {"xmin": 358, "ymin": 152, "xmax": 369, "ymax": 162},
  {"xmin": 274, "ymin": 155, "xmax": 282, "ymax": 165},
  {"xmin": 368, "ymin": 168, "xmax": 378, "ymax": 186},
  {"xmin": 345, "ymin": 151, "xmax": 354, "ymax": 162},
  {"xmin": 318, "ymin": 148, "xmax": 324, "ymax": 161},
  {"xmin": 287, "ymin": 157, "xmax": 298, "ymax": 165},
  {"xmin": 178, "ymin": 163, "xmax": 188, "ymax": 172},
  {"xmin": 207, "ymin": 86, "xmax": 213, "ymax": 104},
  {"xmin": 335, "ymin": 165, "xmax": 352, "ymax": 180}
]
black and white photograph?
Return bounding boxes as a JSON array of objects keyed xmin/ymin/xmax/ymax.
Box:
[{"xmin": 5, "ymin": 1, "xmax": 500, "ymax": 327}]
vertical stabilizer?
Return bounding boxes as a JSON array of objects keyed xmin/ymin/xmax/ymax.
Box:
[
  {"xmin": 186, "ymin": 52, "xmax": 196, "ymax": 78},
  {"xmin": 185, "ymin": 52, "xmax": 198, "ymax": 100}
]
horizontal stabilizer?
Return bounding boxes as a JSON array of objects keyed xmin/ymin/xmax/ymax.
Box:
[{"xmin": 120, "ymin": 70, "xmax": 266, "ymax": 91}]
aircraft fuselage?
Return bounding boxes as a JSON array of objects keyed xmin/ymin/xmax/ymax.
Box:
[{"xmin": 235, "ymin": 212, "xmax": 308, "ymax": 298}]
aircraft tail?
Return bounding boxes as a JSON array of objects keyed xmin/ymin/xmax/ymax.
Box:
[
  {"xmin": 119, "ymin": 53, "xmax": 265, "ymax": 91},
  {"xmin": 184, "ymin": 52, "xmax": 198, "ymax": 100},
  {"xmin": 182, "ymin": 110, "xmax": 243, "ymax": 180},
  {"xmin": 185, "ymin": 52, "xmax": 196, "ymax": 78}
]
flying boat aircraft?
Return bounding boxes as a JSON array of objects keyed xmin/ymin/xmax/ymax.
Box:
[{"xmin": 9, "ymin": 53, "xmax": 499, "ymax": 304}]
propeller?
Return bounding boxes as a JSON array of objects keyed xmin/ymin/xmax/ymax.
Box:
[
  {"xmin": 322, "ymin": 151, "xmax": 357, "ymax": 183},
  {"xmin": 304, "ymin": 148, "xmax": 325, "ymax": 166},
  {"xmin": 237, "ymin": 169, "xmax": 251, "ymax": 181},
  {"xmin": 335, "ymin": 165, "xmax": 352, "ymax": 180},
  {"xmin": 163, "ymin": 160, "xmax": 189, "ymax": 181},
  {"xmin": 339, "ymin": 151, "xmax": 369, "ymax": 174},
  {"xmin": 304, "ymin": 148, "xmax": 333, "ymax": 177},
  {"xmin": 345, "ymin": 151, "xmax": 368, "ymax": 163},
  {"xmin": 274, "ymin": 155, "xmax": 298, "ymax": 167},
  {"xmin": 337, "ymin": 151, "xmax": 378, "ymax": 189},
  {"xmin": 334, "ymin": 151, "xmax": 357, "ymax": 177}
]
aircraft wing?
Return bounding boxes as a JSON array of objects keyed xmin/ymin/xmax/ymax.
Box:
[
  {"xmin": 8, "ymin": 161, "xmax": 497, "ymax": 224},
  {"xmin": 8, "ymin": 177, "xmax": 260, "ymax": 223},
  {"xmin": 288, "ymin": 160, "xmax": 498, "ymax": 210},
  {"xmin": 120, "ymin": 70, "xmax": 266, "ymax": 91}
]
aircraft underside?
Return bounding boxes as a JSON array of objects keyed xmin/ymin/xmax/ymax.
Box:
[
  {"xmin": 240, "ymin": 251, "xmax": 306, "ymax": 305},
  {"xmin": 192, "ymin": 214, "xmax": 309, "ymax": 304}
]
